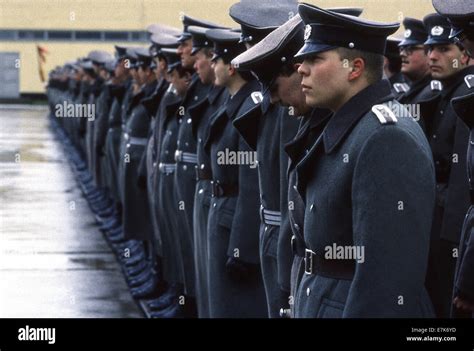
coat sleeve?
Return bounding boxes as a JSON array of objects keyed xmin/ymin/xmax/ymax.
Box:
[
  {"xmin": 226, "ymin": 136, "xmax": 261, "ymax": 264},
  {"xmin": 343, "ymin": 125, "xmax": 436, "ymax": 317},
  {"xmin": 278, "ymin": 110, "xmax": 300, "ymax": 292},
  {"xmin": 455, "ymin": 211, "xmax": 474, "ymax": 301}
]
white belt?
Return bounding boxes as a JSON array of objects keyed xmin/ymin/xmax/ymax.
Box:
[
  {"xmin": 159, "ymin": 163, "xmax": 176, "ymax": 174},
  {"xmin": 174, "ymin": 150, "xmax": 198, "ymax": 164},
  {"xmin": 128, "ymin": 137, "xmax": 148, "ymax": 146},
  {"xmin": 260, "ymin": 205, "xmax": 281, "ymax": 226}
]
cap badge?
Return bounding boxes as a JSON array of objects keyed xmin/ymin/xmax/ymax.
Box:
[
  {"xmin": 432, "ymin": 26, "xmax": 444, "ymax": 36},
  {"xmin": 404, "ymin": 29, "xmax": 412, "ymax": 38}
]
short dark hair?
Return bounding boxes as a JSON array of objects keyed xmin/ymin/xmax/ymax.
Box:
[
  {"xmin": 201, "ymin": 47, "xmax": 214, "ymax": 59},
  {"xmin": 221, "ymin": 56, "xmax": 254, "ymax": 82},
  {"xmin": 175, "ymin": 65, "xmax": 194, "ymax": 78},
  {"xmin": 279, "ymin": 61, "xmax": 298, "ymax": 77},
  {"xmin": 335, "ymin": 48, "xmax": 384, "ymax": 84},
  {"xmin": 387, "ymin": 56, "xmax": 402, "ymax": 74}
]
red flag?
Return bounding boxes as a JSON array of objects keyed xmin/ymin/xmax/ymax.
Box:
[{"xmin": 36, "ymin": 45, "xmax": 48, "ymax": 82}]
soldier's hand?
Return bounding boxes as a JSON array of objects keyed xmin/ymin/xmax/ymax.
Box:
[
  {"xmin": 453, "ymin": 296, "xmax": 474, "ymax": 312},
  {"xmin": 225, "ymin": 256, "xmax": 258, "ymax": 284},
  {"xmin": 279, "ymin": 289, "xmax": 291, "ymax": 318}
]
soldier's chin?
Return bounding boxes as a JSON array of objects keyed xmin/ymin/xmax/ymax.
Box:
[
  {"xmin": 400, "ymin": 65, "xmax": 410, "ymax": 74},
  {"xmin": 305, "ymin": 95, "xmax": 321, "ymax": 108},
  {"xmin": 430, "ymin": 70, "xmax": 445, "ymax": 80}
]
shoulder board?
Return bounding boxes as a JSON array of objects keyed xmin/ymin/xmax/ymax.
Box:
[
  {"xmin": 393, "ymin": 82, "xmax": 409, "ymax": 93},
  {"xmin": 430, "ymin": 80, "xmax": 443, "ymax": 91},
  {"xmin": 465, "ymin": 75, "xmax": 474, "ymax": 89},
  {"xmin": 371, "ymin": 104, "xmax": 398, "ymax": 125},
  {"xmin": 251, "ymin": 91, "xmax": 263, "ymax": 104}
]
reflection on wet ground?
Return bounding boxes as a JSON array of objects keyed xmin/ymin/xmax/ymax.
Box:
[{"xmin": 0, "ymin": 106, "xmax": 142, "ymax": 317}]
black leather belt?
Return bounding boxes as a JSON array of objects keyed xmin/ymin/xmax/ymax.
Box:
[
  {"xmin": 260, "ymin": 205, "xmax": 281, "ymax": 226},
  {"xmin": 195, "ymin": 167, "xmax": 212, "ymax": 181},
  {"xmin": 304, "ymin": 248, "xmax": 355, "ymax": 280},
  {"xmin": 211, "ymin": 180, "xmax": 238, "ymax": 198},
  {"xmin": 291, "ymin": 234, "xmax": 306, "ymax": 257}
]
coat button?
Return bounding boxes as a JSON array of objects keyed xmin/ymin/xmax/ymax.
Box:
[
  {"xmin": 183, "ymin": 165, "xmax": 187, "ymax": 171},
  {"xmin": 432, "ymin": 134, "xmax": 437, "ymax": 139},
  {"xmin": 310, "ymin": 204, "xmax": 314, "ymax": 212},
  {"xmin": 194, "ymin": 96, "xmax": 198, "ymax": 101},
  {"xmin": 187, "ymin": 118, "xmax": 192, "ymax": 124},
  {"xmin": 293, "ymin": 185, "xmax": 297, "ymax": 191},
  {"xmin": 198, "ymin": 188, "xmax": 203, "ymax": 194},
  {"xmin": 440, "ymin": 110, "xmax": 444, "ymax": 115},
  {"xmin": 265, "ymin": 226, "xmax": 268, "ymax": 232},
  {"xmin": 198, "ymin": 138, "xmax": 202, "ymax": 143},
  {"xmin": 306, "ymin": 288, "xmax": 311, "ymax": 296},
  {"xmin": 294, "ymin": 223, "xmax": 300, "ymax": 230},
  {"xmin": 185, "ymin": 142, "xmax": 189, "ymax": 147},
  {"xmin": 200, "ymin": 164, "xmax": 205, "ymax": 169},
  {"xmin": 213, "ymin": 203, "xmax": 216, "ymax": 208}
]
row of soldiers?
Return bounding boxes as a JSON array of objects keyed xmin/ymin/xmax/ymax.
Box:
[{"xmin": 46, "ymin": 0, "xmax": 474, "ymax": 318}]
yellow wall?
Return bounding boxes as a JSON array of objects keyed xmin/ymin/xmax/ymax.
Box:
[{"xmin": 0, "ymin": 0, "xmax": 436, "ymax": 94}]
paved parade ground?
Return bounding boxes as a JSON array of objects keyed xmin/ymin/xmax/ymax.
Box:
[{"xmin": 0, "ymin": 105, "xmax": 142, "ymax": 318}]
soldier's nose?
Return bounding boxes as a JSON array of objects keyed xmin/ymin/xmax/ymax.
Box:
[{"xmin": 297, "ymin": 63, "xmax": 308, "ymax": 76}]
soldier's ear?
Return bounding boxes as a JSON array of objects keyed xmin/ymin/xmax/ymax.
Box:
[
  {"xmin": 228, "ymin": 63, "xmax": 237, "ymax": 77},
  {"xmin": 460, "ymin": 49, "xmax": 470, "ymax": 66},
  {"xmin": 348, "ymin": 57, "xmax": 365, "ymax": 81}
]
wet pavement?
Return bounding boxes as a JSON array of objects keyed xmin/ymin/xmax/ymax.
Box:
[{"xmin": 0, "ymin": 105, "xmax": 143, "ymax": 318}]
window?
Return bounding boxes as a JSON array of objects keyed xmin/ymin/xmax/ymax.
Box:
[
  {"xmin": 0, "ymin": 29, "xmax": 148, "ymax": 42},
  {"xmin": 104, "ymin": 31, "xmax": 128, "ymax": 41},
  {"xmin": 47, "ymin": 31, "xmax": 72, "ymax": 40},
  {"xmin": 18, "ymin": 30, "xmax": 45, "ymax": 40},
  {"xmin": 0, "ymin": 30, "xmax": 16, "ymax": 40},
  {"xmin": 75, "ymin": 31, "xmax": 102, "ymax": 40},
  {"xmin": 130, "ymin": 32, "xmax": 147, "ymax": 41}
]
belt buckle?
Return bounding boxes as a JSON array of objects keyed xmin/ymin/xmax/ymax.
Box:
[
  {"xmin": 304, "ymin": 248, "xmax": 315, "ymax": 275},
  {"xmin": 291, "ymin": 235, "xmax": 296, "ymax": 254},
  {"xmin": 211, "ymin": 180, "xmax": 222, "ymax": 198},
  {"xmin": 259, "ymin": 205, "xmax": 265, "ymax": 222},
  {"xmin": 211, "ymin": 180, "xmax": 216, "ymax": 197},
  {"xmin": 195, "ymin": 165, "xmax": 200, "ymax": 181},
  {"xmin": 174, "ymin": 150, "xmax": 183, "ymax": 162}
]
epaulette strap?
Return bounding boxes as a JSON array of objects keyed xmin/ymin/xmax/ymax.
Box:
[
  {"xmin": 251, "ymin": 91, "xmax": 263, "ymax": 104},
  {"xmin": 431, "ymin": 80, "xmax": 443, "ymax": 91},
  {"xmin": 371, "ymin": 104, "xmax": 398, "ymax": 124}
]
